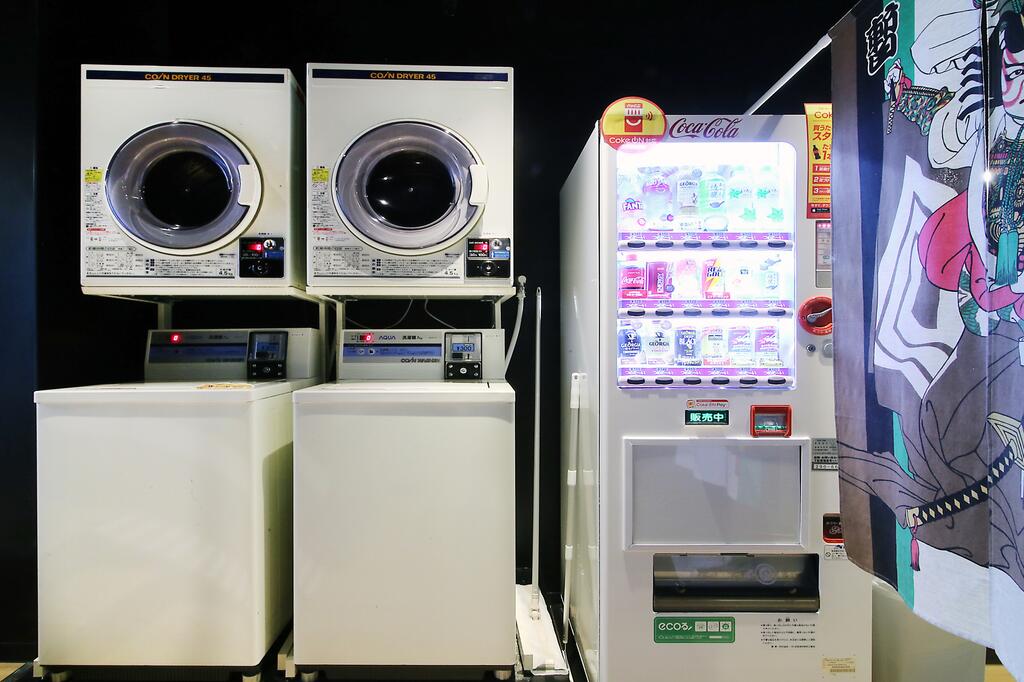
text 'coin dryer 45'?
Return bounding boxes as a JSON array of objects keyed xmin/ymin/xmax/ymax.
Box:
[{"xmin": 80, "ymin": 65, "xmax": 304, "ymax": 295}]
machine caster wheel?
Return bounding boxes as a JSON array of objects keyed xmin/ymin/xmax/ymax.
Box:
[
  {"xmin": 494, "ymin": 671, "xmax": 512, "ymax": 681},
  {"xmin": 242, "ymin": 674, "xmax": 261, "ymax": 682},
  {"xmin": 300, "ymin": 672, "xmax": 319, "ymax": 682},
  {"xmin": 51, "ymin": 673, "xmax": 72, "ymax": 682}
]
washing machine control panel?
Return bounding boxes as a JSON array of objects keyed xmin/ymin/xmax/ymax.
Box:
[
  {"xmin": 444, "ymin": 332, "xmax": 483, "ymax": 380},
  {"xmin": 340, "ymin": 328, "xmax": 504, "ymax": 381},
  {"xmin": 466, "ymin": 238, "xmax": 511, "ymax": 278},
  {"xmin": 144, "ymin": 328, "xmax": 321, "ymax": 382},
  {"xmin": 239, "ymin": 237, "xmax": 285, "ymax": 278},
  {"xmin": 247, "ymin": 331, "xmax": 288, "ymax": 380}
]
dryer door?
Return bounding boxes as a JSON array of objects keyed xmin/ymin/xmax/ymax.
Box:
[
  {"xmin": 333, "ymin": 121, "xmax": 487, "ymax": 256},
  {"xmin": 105, "ymin": 121, "xmax": 262, "ymax": 256}
]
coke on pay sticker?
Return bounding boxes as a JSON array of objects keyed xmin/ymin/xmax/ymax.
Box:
[{"xmin": 600, "ymin": 97, "xmax": 666, "ymax": 151}]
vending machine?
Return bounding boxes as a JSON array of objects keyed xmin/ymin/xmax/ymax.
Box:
[{"xmin": 559, "ymin": 114, "xmax": 871, "ymax": 682}]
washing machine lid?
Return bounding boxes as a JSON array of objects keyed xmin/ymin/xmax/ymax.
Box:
[
  {"xmin": 293, "ymin": 380, "xmax": 514, "ymax": 403},
  {"xmin": 105, "ymin": 120, "xmax": 262, "ymax": 256},
  {"xmin": 34, "ymin": 379, "xmax": 315, "ymax": 404},
  {"xmin": 332, "ymin": 121, "xmax": 488, "ymax": 256}
]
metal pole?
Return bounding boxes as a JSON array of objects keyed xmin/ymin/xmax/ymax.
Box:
[{"xmin": 745, "ymin": 34, "xmax": 831, "ymax": 115}]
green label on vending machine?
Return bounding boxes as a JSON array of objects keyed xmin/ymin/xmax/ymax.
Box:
[{"xmin": 654, "ymin": 616, "xmax": 736, "ymax": 643}]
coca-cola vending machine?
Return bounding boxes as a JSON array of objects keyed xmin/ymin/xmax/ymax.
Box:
[{"xmin": 559, "ymin": 114, "xmax": 871, "ymax": 682}]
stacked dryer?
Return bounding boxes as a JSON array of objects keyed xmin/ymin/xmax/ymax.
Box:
[
  {"xmin": 35, "ymin": 65, "xmax": 315, "ymax": 680},
  {"xmin": 293, "ymin": 64, "xmax": 518, "ymax": 680},
  {"xmin": 80, "ymin": 65, "xmax": 304, "ymax": 293}
]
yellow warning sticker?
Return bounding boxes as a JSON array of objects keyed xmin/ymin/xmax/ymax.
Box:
[
  {"xmin": 822, "ymin": 657, "xmax": 857, "ymax": 675},
  {"xmin": 196, "ymin": 383, "xmax": 254, "ymax": 390},
  {"xmin": 311, "ymin": 167, "xmax": 330, "ymax": 183},
  {"xmin": 83, "ymin": 168, "xmax": 103, "ymax": 183}
]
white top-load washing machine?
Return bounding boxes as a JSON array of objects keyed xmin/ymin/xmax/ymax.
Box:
[
  {"xmin": 35, "ymin": 328, "xmax": 321, "ymax": 673},
  {"xmin": 292, "ymin": 328, "xmax": 515, "ymax": 677},
  {"xmin": 81, "ymin": 65, "xmax": 304, "ymax": 295},
  {"xmin": 306, "ymin": 64, "xmax": 513, "ymax": 297}
]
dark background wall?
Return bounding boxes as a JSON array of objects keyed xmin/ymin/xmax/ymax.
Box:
[{"xmin": 1, "ymin": 0, "xmax": 849, "ymax": 657}]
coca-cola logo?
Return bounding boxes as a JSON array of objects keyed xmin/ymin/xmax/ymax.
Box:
[{"xmin": 669, "ymin": 117, "xmax": 741, "ymax": 140}]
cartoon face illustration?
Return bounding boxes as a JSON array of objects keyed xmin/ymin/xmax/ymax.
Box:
[
  {"xmin": 624, "ymin": 102, "xmax": 644, "ymax": 133},
  {"xmin": 1001, "ymin": 13, "xmax": 1024, "ymax": 123}
]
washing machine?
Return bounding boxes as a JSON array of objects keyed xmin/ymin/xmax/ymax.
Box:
[
  {"xmin": 81, "ymin": 65, "xmax": 304, "ymax": 295},
  {"xmin": 306, "ymin": 64, "xmax": 513, "ymax": 296},
  {"xmin": 292, "ymin": 328, "xmax": 515, "ymax": 678},
  {"xmin": 36, "ymin": 328, "xmax": 321, "ymax": 675}
]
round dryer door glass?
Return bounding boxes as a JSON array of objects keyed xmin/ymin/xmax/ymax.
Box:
[
  {"xmin": 334, "ymin": 121, "xmax": 483, "ymax": 254},
  {"xmin": 105, "ymin": 121, "xmax": 259, "ymax": 253}
]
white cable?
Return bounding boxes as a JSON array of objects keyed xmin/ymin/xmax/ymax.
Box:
[
  {"xmin": 504, "ymin": 275, "xmax": 527, "ymax": 371},
  {"xmin": 345, "ymin": 299, "xmax": 414, "ymax": 330},
  {"xmin": 531, "ymin": 285, "xmax": 542, "ymax": 620},
  {"xmin": 745, "ymin": 34, "xmax": 831, "ymax": 115},
  {"xmin": 423, "ymin": 300, "xmax": 456, "ymax": 329}
]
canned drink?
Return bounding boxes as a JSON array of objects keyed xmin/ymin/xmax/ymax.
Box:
[
  {"xmin": 755, "ymin": 325, "xmax": 782, "ymax": 367},
  {"xmin": 647, "ymin": 260, "xmax": 670, "ymax": 298},
  {"xmin": 675, "ymin": 327, "xmax": 700, "ymax": 366},
  {"xmin": 618, "ymin": 326, "xmax": 643, "ymax": 365},
  {"xmin": 702, "ymin": 326, "xmax": 726, "ymax": 366},
  {"xmin": 643, "ymin": 324, "xmax": 674, "ymax": 365},
  {"xmin": 702, "ymin": 258, "xmax": 728, "ymax": 299},
  {"xmin": 728, "ymin": 325, "xmax": 754, "ymax": 367}
]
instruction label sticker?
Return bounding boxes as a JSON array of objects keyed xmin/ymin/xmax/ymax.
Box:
[
  {"xmin": 655, "ymin": 617, "xmax": 735, "ymax": 644},
  {"xmin": 308, "ymin": 165, "xmax": 464, "ymax": 280},
  {"xmin": 812, "ymin": 438, "xmax": 839, "ymax": 470},
  {"xmin": 82, "ymin": 166, "xmax": 237, "ymax": 279},
  {"xmin": 760, "ymin": 617, "xmax": 817, "ymax": 649},
  {"xmin": 822, "ymin": 657, "xmax": 857, "ymax": 675}
]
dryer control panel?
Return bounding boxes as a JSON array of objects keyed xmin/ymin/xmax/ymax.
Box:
[
  {"xmin": 466, "ymin": 237, "xmax": 512, "ymax": 278},
  {"xmin": 340, "ymin": 328, "xmax": 505, "ymax": 381}
]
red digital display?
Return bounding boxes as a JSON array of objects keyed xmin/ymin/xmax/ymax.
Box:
[
  {"xmin": 471, "ymin": 242, "xmax": 489, "ymax": 252},
  {"xmin": 170, "ymin": 333, "xmax": 183, "ymax": 344},
  {"xmin": 360, "ymin": 333, "xmax": 374, "ymax": 343},
  {"xmin": 246, "ymin": 242, "xmax": 264, "ymax": 252}
]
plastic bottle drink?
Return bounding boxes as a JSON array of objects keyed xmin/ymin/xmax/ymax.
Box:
[
  {"xmin": 641, "ymin": 167, "xmax": 674, "ymax": 229},
  {"xmin": 729, "ymin": 258, "xmax": 755, "ymax": 299},
  {"xmin": 698, "ymin": 168, "xmax": 728, "ymax": 231},
  {"xmin": 670, "ymin": 258, "xmax": 701, "ymax": 299},
  {"xmin": 619, "ymin": 253, "xmax": 647, "ymax": 299},
  {"xmin": 617, "ymin": 172, "xmax": 647, "ymax": 230},
  {"xmin": 758, "ymin": 255, "xmax": 782, "ymax": 294},
  {"xmin": 643, "ymin": 322, "xmax": 674, "ymax": 365},
  {"xmin": 755, "ymin": 325, "xmax": 782, "ymax": 367},
  {"xmin": 728, "ymin": 325, "xmax": 754, "ymax": 367},
  {"xmin": 676, "ymin": 166, "xmax": 700, "ymax": 216},
  {"xmin": 725, "ymin": 165, "xmax": 755, "ymax": 226},
  {"xmin": 755, "ymin": 165, "xmax": 784, "ymax": 224},
  {"xmin": 702, "ymin": 326, "xmax": 727, "ymax": 366}
]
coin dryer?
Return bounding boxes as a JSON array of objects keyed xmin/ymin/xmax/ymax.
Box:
[
  {"xmin": 80, "ymin": 65, "xmax": 304, "ymax": 294},
  {"xmin": 305, "ymin": 64, "xmax": 513, "ymax": 296},
  {"xmin": 291, "ymin": 328, "xmax": 516, "ymax": 678},
  {"xmin": 35, "ymin": 328, "xmax": 321, "ymax": 674}
]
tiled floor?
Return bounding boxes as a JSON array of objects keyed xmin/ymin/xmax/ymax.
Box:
[{"xmin": 0, "ymin": 662, "xmax": 1016, "ymax": 681}]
